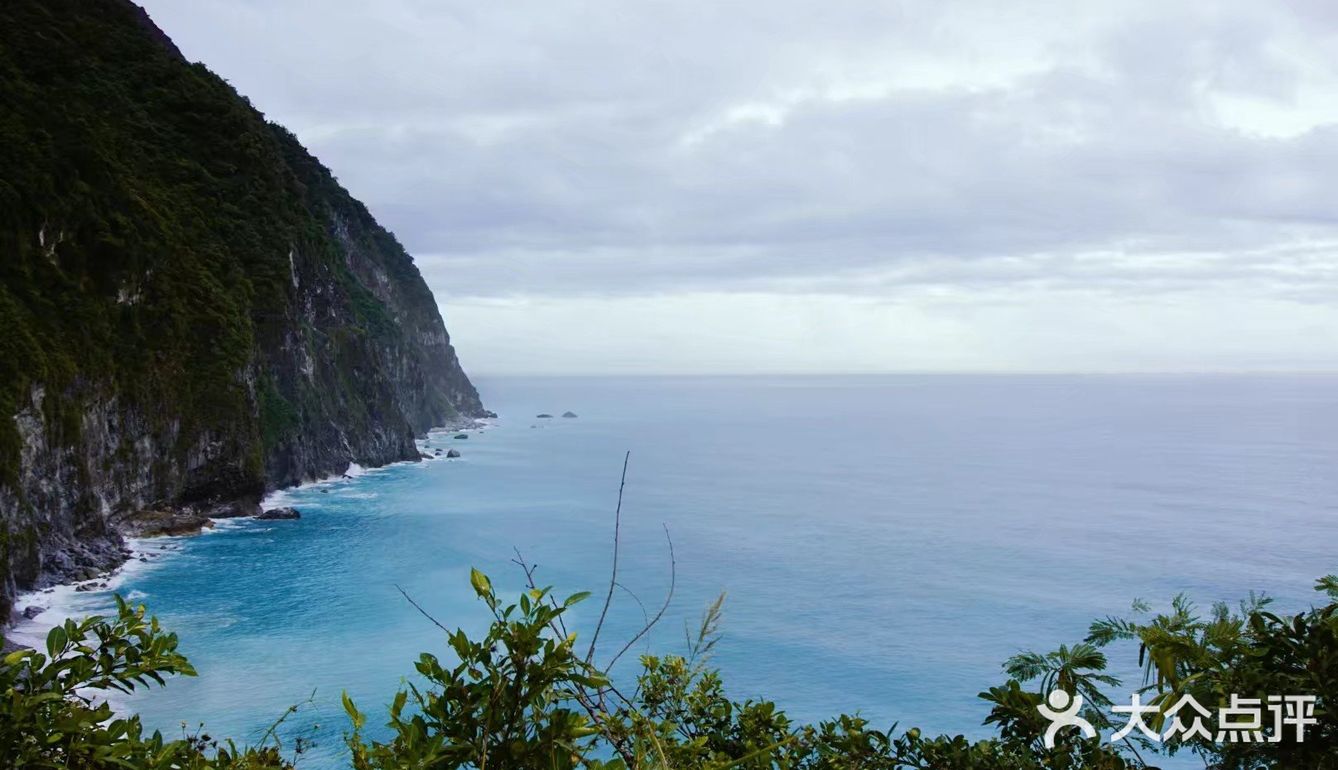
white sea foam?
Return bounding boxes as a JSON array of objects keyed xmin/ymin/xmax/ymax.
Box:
[
  {"xmin": 259, "ymin": 466, "xmax": 362, "ymax": 508},
  {"xmin": 252, "ymin": 431, "xmax": 479, "ymax": 508},
  {"xmin": 7, "ymin": 536, "xmax": 180, "ymax": 649},
  {"xmin": 4, "ymin": 508, "xmax": 268, "ymax": 650},
  {"xmin": 12, "ymin": 417, "xmax": 488, "ymax": 647}
]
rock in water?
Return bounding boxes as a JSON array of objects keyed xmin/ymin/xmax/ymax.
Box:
[
  {"xmin": 446, "ymin": 449, "xmax": 461, "ymax": 458},
  {"xmin": 115, "ymin": 510, "xmax": 215, "ymax": 538},
  {"xmin": 562, "ymin": 411, "xmax": 578, "ymax": 418},
  {"xmin": 21, "ymin": 605, "xmax": 44, "ymax": 620},
  {"xmin": 536, "ymin": 413, "xmax": 554, "ymax": 419},
  {"xmin": 454, "ymin": 433, "xmax": 468, "ymax": 439},
  {"xmin": 202, "ymin": 499, "xmax": 261, "ymax": 519},
  {"xmin": 257, "ymin": 507, "xmax": 301, "ymax": 520}
]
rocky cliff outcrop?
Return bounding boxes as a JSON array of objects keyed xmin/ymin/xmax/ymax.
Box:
[{"xmin": 0, "ymin": 0, "xmax": 486, "ymax": 618}]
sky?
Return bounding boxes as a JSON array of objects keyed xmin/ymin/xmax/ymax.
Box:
[{"xmin": 139, "ymin": 0, "xmax": 1338, "ymax": 374}]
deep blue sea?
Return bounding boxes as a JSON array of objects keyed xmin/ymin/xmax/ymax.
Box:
[{"xmin": 15, "ymin": 374, "xmax": 1338, "ymax": 767}]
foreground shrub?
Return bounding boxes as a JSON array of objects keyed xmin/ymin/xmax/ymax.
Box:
[
  {"xmin": 2, "ymin": 574, "xmax": 1336, "ymax": 768},
  {"xmin": 0, "ymin": 596, "xmax": 290, "ymax": 768}
]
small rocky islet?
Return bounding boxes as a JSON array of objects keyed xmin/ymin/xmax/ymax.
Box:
[{"xmin": 256, "ymin": 507, "xmax": 301, "ymax": 520}]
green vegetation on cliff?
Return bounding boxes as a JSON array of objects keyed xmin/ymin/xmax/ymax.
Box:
[
  {"xmin": 1, "ymin": 1, "xmax": 291, "ymax": 473},
  {"xmin": 0, "ymin": 0, "xmax": 483, "ymax": 615}
]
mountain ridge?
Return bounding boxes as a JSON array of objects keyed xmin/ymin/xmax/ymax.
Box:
[{"xmin": 0, "ymin": 0, "xmax": 487, "ymax": 618}]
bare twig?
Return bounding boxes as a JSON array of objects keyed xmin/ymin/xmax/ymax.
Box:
[
  {"xmin": 615, "ymin": 582, "xmax": 650, "ymax": 632},
  {"xmin": 586, "ymin": 450, "xmax": 630, "ymax": 663},
  {"xmin": 395, "ymin": 584, "xmax": 451, "ymax": 634},
  {"xmin": 607, "ymin": 524, "xmax": 676, "ymax": 672},
  {"xmin": 510, "ymin": 455, "xmax": 681, "ymax": 768}
]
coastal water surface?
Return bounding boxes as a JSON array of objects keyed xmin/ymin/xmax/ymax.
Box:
[{"xmin": 14, "ymin": 374, "xmax": 1338, "ymax": 767}]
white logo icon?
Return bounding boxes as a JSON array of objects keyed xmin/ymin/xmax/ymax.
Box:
[{"xmin": 1038, "ymin": 690, "xmax": 1096, "ymax": 748}]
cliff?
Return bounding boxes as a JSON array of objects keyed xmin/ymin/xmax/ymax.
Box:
[{"xmin": 0, "ymin": 0, "xmax": 487, "ymax": 618}]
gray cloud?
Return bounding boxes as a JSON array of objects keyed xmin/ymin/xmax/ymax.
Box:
[{"xmin": 137, "ymin": 0, "xmax": 1338, "ymax": 372}]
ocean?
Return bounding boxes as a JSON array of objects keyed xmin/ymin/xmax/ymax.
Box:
[{"xmin": 12, "ymin": 374, "xmax": 1338, "ymax": 767}]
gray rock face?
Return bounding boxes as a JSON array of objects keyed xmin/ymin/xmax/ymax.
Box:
[
  {"xmin": 0, "ymin": 3, "xmax": 487, "ymax": 620},
  {"xmin": 257, "ymin": 507, "xmax": 301, "ymax": 520},
  {"xmin": 446, "ymin": 449, "xmax": 461, "ymax": 458}
]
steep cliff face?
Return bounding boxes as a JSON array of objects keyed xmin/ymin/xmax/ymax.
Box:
[{"xmin": 0, "ymin": 0, "xmax": 487, "ymax": 618}]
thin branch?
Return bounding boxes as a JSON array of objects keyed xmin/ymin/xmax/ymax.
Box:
[
  {"xmin": 255, "ymin": 688, "xmax": 316, "ymax": 753},
  {"xmin": 567, "ymin": 686, "xmax": 639, "ymax": 765},
  {"xmin": 508, "ymin": 457, "xmax": 665, "ymax": 768},
  {"xmin": 615, "ymin": 581, "xmax": 650, "ymax": 631},
  {"xmin": 395, "ymin": 584, "xmax": 451, "ymax": 634},
  {"xmin": 512, "ymin": 547, "xmax": 570, "ymax": 640},
  {"xmin": 607, "ymin": 524, "xmax": 676, "ymax": 672},
  {"xmin": 586, "ymin": 450, "xmax": 630, "ymax": 663}
]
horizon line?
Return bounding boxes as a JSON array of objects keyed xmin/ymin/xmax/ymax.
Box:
[{"xmin": 466, "ymin": 369, "xmax": 1338, "ymax": 379}]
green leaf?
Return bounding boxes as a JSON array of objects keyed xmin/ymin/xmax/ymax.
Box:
[
  {"xmin": 342, "ymin": 690, "xmax": 366, "ymax": 730},
  {"xmin": 469, "ymin": 567, "xmax": 493, "ymax": 599},
  {"xmin": 46, "ymin": 625, "xmax": 68, "ymax": 658}
]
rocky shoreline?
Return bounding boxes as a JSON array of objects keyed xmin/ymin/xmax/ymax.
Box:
[{"xmin": 3, "ymin": 418, "xmax": 489, "ymax": 635}]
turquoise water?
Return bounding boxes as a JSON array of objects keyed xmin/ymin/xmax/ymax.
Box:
[{"xmin": 20, "ymin": 374, "xmax": 1338, "ymax": 766}]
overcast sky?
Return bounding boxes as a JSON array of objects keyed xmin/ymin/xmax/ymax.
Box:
[{"xmin": 141, "ymin": 0, "xmax": 1338, "ymax": 374}]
